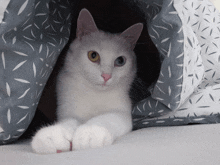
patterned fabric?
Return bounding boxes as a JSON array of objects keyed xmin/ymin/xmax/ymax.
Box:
[
  {"xmin": 0, "ymin": 0, "xmax": 219, "ymax": 144},
  {"xmin": 0, "ymin": 0, "xmax": 73, "ymax": 144},
  {"xmin": 133, "ymin": 0, "xmax": 220, "ymax": 130},
  {"xmin": 0, "ymin": 0, "xmax": 10, "ymax": 23}
]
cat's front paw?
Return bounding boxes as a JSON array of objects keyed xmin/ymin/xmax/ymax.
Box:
[
  {"xmin": 72, "ymin": 125, "xmax": 114, "ymax": 150},
  {"xmin": 31, "ymin": 125, "xmax": 73, "ymax": 154}
]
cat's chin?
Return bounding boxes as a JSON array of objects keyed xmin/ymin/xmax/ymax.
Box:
[{"xmin": 94, "ymin": 83, "xmax": 111, "ymax": 90}]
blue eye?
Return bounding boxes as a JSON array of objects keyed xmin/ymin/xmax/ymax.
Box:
[{"xmin": 114, "ymin": 56, "xmax": 126, "ymax": 67}]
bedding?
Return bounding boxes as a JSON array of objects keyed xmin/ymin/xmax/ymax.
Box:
[
  {"xmin": 0, "ymin": 0, "xmax": 74, "ymax": 144},
  {"xmin": 0, "ymin": 0, "xmax": 220, "ymax": 144},
  {"xmin": 132, "ymin": 0, "xmax": 220, "ymax": 129},
  {"xmin": 1, "ymin": 124, "xmax": 220, "ymax": 165}
]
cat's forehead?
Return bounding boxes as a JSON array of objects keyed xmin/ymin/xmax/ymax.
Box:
[
  {"xmin": 81, "ymin": 32, "xmax": 131, "ymax": 56},
  {"xmin": 99, "ymin": 40, "xmax": 126, "ymax": 54}
]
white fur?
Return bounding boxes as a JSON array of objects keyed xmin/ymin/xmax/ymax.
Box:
[{"xmin": 31, "ymin": 9, "xmax": 142, "ymax": 154}]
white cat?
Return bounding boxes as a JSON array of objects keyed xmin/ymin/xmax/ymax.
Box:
[{"xmin": 31, "ymin": 8, "xmax": 143, "ymax": 154}]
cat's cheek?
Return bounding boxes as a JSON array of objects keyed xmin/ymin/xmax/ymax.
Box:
[{"xmin": 83, "ymin": 67, "xmax": 103, "ymax": 85}]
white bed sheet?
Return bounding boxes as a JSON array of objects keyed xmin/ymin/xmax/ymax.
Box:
[{"xmin": 0, "ymin": 124, "xmax": 219, "ymax": 165}]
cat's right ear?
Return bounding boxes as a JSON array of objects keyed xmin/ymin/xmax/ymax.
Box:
[{"xmin": 76, "ymin": 8, "xmax": 99, "ymax": 39}]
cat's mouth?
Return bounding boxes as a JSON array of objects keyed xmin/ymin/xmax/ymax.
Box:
[
  {"xmin": 95, "ymin": 82, "xmax": 110, "ymax": 89},
  {"xmin": 102, "ymin": 83, "xmax": 108, "ymax": 87},
  {"xmin": 101, "ymin": 82, "xmax": 108, "ymax": 87}
]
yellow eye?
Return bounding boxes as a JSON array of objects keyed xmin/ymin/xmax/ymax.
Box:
[{"xmin": 88, "ymin": 51, "xmax": 100, "ymax": 63}]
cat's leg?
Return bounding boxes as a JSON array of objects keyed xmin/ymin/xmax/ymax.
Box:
[
  {"xmin": 31, "ymin": 118, "xmax": 80, "ymax": 154},
  {"xmin": 72, "ymin": 111, "xmax": 132, "ymax": 150}
]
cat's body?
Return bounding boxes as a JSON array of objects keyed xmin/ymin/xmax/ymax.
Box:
[{"xmin": 31, "ymin": 9, "xmax": 143, "ymax": 154}]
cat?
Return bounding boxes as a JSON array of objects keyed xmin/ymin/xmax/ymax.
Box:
[{"xmin": 31, "ymin": 8, "xmax": 143, "ymax": 154}]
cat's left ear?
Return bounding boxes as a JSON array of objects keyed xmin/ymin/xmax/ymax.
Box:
[
  {"xmin": 120, "ymin": 23, "xmax": 143, "ymax": 50},
  {"xmin": 76, "ymin": 8, "xmax": 99, "ymax": 39}
]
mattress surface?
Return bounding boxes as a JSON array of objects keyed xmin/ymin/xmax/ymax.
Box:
[{"xmin": 0, "ymin": 124, "xmax": 219, "ymax": 165}]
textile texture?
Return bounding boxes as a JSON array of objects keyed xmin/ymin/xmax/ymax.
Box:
[
  {"xmin": 133, "ymin": 0, "xmax": 220, "ymax": 129},
  {"xmin": 0, "ymin": 0, "xmax": 219, "ymax": 144},
  {"xmin": 0, "ymin": 0, "xmax": 73, "ymax": 144}
]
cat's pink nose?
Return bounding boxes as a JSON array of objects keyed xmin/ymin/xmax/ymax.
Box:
[{"xmin": 101, "ymin": 73, "xmax": 112, "ymax": 82}]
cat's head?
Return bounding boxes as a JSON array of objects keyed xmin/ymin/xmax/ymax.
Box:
[{"xmin": 66, "ymin": 8, "xmax": 143, "ymax": 91}]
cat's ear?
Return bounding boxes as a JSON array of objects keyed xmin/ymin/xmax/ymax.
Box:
[
  {"xmin": 76, "ymin": 8, "xmax": 99, "ymax": 39},
  {"xmin": 120, "ymin": 23, "xmax": 143, "ymax": 50}
]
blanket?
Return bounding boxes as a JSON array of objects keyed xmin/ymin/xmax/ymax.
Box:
[
  {"xmin": 133, "ymin": 0, "xmax": 220, "ymax": 129},
  {"xmin": 0, "ymin": 0, "xmax": 219, "ymax": 144}
]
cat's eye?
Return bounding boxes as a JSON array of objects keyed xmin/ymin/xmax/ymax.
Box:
[
  {"xmin": 114, "ymin": 56, "xmax": 126, "ymax": 67},
  {"xmin": 88, "ymin": 51, "xmax": 100, "ymax": 63}
]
